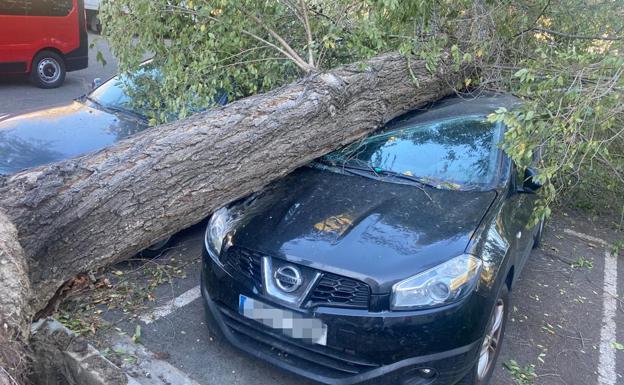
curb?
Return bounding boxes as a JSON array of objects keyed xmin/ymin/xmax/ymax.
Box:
[
  {"xmin": 31, "ymin": 318, "xmax": 127, "ymax": 385},
  {"xmin": 30, "ymin": 318, "xmax": 201, "ymax": 385}
]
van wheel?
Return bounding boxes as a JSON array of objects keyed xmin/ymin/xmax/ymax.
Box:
[
  {"xmin": 31, "ymin": 51, "xmax": 66, "ymax": 89},
  {"xmin": 88, "ymin": 11, "xmax": 102, "ymax": 33},
  {"xmin": 457, "ymin": 286, "xmax": 509, "ymax": 385}
]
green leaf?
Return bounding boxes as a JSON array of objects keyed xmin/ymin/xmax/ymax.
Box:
[
  {"xmin": 132, "ymin": 324, "xmax": 141, "ymax": 344},
  {"xmin": 96, "ymin": 50, "xmax": 107, "ymax": 67}
]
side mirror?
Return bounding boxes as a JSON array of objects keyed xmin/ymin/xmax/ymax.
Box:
[
  {"xmin": 91, "ymin": 77, "xmax": 102, "ymax": 90},
  {"xmin": 521, "ymin": 167, "xmax": 542, "ymax": 193}
]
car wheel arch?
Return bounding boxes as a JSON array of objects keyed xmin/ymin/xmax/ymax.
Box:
[
  {"xmin": 29, "ymin": 47, "xmax": 65, "ymax": 71},
  {"xmin": 33, "ymin": 47, "xmax": 65, "ymax": 60}
]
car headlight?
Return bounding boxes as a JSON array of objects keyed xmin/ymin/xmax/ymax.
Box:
[
  {"xmin": 205, "ymin": 207, "xmax": 235, "ymax": 258},
  {"xmin": 391, "ymin": 254, "xmax": 482, "ymax": 310}
]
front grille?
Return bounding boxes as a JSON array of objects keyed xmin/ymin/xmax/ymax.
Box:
[
  {"xmin": 224, "ymin": 247, "xmax": 371, "ymax": 310},
  {"xmin": 222, "ymin": 246, "xmax": 263, "ymax": 290},
  {"xmin": 217, "ymin": 303, "xmax": 379, "ymax": 378},
  {"xmin": 308, "ymin": 273, "xmax": 370, "ymax": 309}
]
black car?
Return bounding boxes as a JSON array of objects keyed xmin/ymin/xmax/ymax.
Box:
[{"xmin": 200, "ymin": 94, "xmax": 545, "ymax": 385}]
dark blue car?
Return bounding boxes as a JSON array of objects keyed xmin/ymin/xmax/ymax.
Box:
[
  {"xmin": 0, "ymin": 64, "xmax": 226, "ymax": 176},
  {"xmin": 0, "ymin": 64, "xmax": 225, "ymax": 253}
]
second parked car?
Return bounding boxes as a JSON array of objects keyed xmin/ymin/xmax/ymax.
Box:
[
  {"xmin": 0, "ymin": 63, "xmax": 224, "ymax": 254},
  {"xmin": 0, "ymin": 67, "xmax": 157, "ymax": 175}
]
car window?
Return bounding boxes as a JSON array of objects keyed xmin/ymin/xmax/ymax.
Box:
[
  {"xmin": 1, "ymin": 0, "xmax": 73, "ymax": 16},
  {"xmin": 26, "ymin": 0, "xmax": 74, "ymax": 16},
  {"xmin": 321, "ymin": 116, "xmax": 504, "ymax": 188},
  {"xmin": 0, "ymin": 0, "xmax": 27, "ymax": 15}
]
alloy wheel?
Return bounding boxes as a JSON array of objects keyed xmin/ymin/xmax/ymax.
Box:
[{"xmin": 477, "ymin": 298, "xmax": 505, "ymax": 381}]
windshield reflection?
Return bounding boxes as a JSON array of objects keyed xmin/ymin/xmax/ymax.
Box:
[
  {"xmin": 0, "ymin": 132, "xmax": 63, "ymax": 174},
  {"xmin": 322, "ymin": 116, "xmax": 503, "ymax": 189},
  {"xmin": 88, "ymin": 66, "xmax": 161, "ymax": 118}
]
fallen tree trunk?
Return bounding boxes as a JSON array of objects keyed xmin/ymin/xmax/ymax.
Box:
[
  {"xmin": 0, "ymin": 53, "xmax": 458, "ymax": 313},
  {"xmin": 0, "ymin": 210, "xmax": 30, "ymax": 385}
]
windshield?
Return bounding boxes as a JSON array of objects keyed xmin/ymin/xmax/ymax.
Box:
[
  {"xmin": 87, "ymin": 66, "xmax": 227, "ymax": 121},
  {"xmin": 88, "ymin": 66, "xmax": 160, "ymax": 118},
  {"xmin": 320, "ymin": 116, "xmax": 504, "ymax": 189}
]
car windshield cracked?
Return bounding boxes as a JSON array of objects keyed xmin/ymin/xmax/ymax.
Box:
[{"xmin": 317, "ymin": 115, "xmax": 504, "ymax": 191}]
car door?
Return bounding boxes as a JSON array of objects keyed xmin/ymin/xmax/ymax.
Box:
[
  {"xmin": 0, "ymin": 0, "xmax": 30, "ymax": 73},
  {"xmin": 505, "ymin": 165, "xmax": 538, "ymax": 275}
]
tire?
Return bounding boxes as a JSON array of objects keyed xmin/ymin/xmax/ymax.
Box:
[
  {"xmin": 457, "ymin": 286, "xmax": 510, "ymax": 385},
  {"xmin": 532, "ymin": 217, "xmax": 545, "ymax": 249},
  {"xmin": 139, "ymin": 236, "xmax": 172, "ymax": 258},
  {"xmin": 30, "ymin": 50, "xmax": 66, "ymax": 89},
  {"xmin": 88, "ymin": 11, "xmax": 102, "ymax": 33}
]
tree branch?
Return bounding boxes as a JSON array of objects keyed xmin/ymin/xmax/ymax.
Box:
[
  {"xmin": 162, "ymin": 4, "xmax": 310, "ymax": 72},
  {"xmin": 299, "ymin": 0, "xmax": 315, "ymax": 67},
  {"xmin": 240, "ymin": 8, "xmax": 314, "ymax": 72},
  {"xmin": 518, "ymin": 27, "xmax": 622, "ymax": 41}
]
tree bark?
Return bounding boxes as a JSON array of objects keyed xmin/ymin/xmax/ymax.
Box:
[
  {"xmin": 0, "ymin": 210, "xmax": 30, "ymax": 385},
  {"xmin": 0, "ymin": 53, "xmax": 458, "ymax": 312},
  {"xmin": 0, "ymin": 210, "xmax": 30, "ymax": 336}
]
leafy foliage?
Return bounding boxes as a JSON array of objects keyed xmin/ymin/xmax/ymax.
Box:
[
  {"xmin": 504, "ymin": 359, "xmax": 536, "ymax": 385},
  {"xmin": 102, "ymin": 0, "xmax": 624, "ymax": 218}
]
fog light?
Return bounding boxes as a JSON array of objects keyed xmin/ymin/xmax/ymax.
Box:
[{"xmin": 402, "ymin": 368, "xmax": 438, "ymax": 385}]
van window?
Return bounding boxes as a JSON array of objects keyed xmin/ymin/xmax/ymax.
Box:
[
  {"xmin": 0, "ymin": 0, "xmax": 28, "ymax": 15},
  {"xmin": 0, "ymin": 0, "xmax": 74, "ymax": 16},
  {"xmin": 28, "ymin": 0, "xmax": 74, "ymax": 16}
]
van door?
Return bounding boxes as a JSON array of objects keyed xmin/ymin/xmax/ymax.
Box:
[{"xmin": 0, "ymin": 0, "xmax": 30, "ymax": 73}]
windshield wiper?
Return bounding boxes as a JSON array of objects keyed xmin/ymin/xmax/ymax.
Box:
[
  {"xmin": 85, "ymin": 96, "xmax": 147, "ymax": 121},
  {"xmin": 318, "ymin": 161, "xmax": 434, "ymax": 189},
  {"xmin": 366, "ymin": 168, "xmax": 439, "ymax": 189},
  {"xmin": 314, "ymin": 160, "xmax": 476, "ymax": 190}
]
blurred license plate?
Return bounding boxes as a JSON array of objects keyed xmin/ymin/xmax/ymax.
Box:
[{"xmin": 239, "ymin": 295, "xmax": 327, "ymax": 346}]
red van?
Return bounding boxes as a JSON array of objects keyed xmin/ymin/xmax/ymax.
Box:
[{"xmin": 0, "ymin": 0, "xmax": 88, "ymax": 88}]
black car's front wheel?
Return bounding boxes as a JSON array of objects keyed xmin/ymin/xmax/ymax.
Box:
[
  {"xmin": 140, "ymin": 236, "xmax": 173, "ymax": 258},
  {"xmin": 458, "ymin": 286, "xmax": 509, "ymax": 385}
]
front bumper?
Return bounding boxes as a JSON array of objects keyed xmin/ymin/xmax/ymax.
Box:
[{"xmin": 201, "ymin": 252, "xmax": 488, "ymax": 385}]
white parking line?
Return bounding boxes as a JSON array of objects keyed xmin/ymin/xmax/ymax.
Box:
[
  {"xmin": 598, "ymin": 250, "xmax": 618, "ymax": 385},
  {"xmin": 112, "ymin": 333, "xmax": 203, "ymax": 385},
  {"xmin": 563, "ymin": 228, "xmax": 618, "ymax": 385},
  {"xmin": 140, "ymin": 285, "xmax": 201, "ymax": 324},
  {"xmin": 564, "ymin": 228, "xmax": 610, "ymax": 246}
]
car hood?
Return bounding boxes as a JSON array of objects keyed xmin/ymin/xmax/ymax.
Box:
[
  {"xmin": 0, "ymin": 101, "xmax": 147, "ymax": 175},
  {"xmin": 230, "ymin": 167, "xmax": 497, "ymax": 293}
]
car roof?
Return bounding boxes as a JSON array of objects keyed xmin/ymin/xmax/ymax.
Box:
[{"xmin": 387, "ymin": 93, "xmax": 522, "ymax": 129}]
